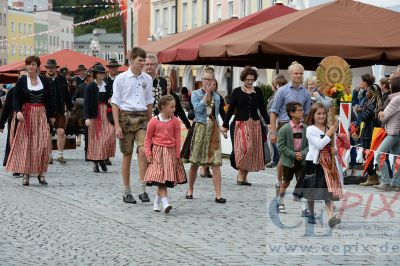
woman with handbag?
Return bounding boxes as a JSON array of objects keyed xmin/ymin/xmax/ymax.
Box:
[
  {"xmin": 304, "ymin": 103, "xmax": 342, "ymax": 227},
  {"xmin": 84, "ymin": 64, "xmax": 115, "ymax": 172}
]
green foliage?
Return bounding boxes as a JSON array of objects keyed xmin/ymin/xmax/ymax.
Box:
[
  {"xmin": 259, "ymin": 83, "xmax": 274, "ymax": 107},
  {"xmin": 53, "ymin": 0, "xmax": 121, "ymax": 36}
]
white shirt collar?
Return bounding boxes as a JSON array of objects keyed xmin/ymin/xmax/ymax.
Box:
[
  {"xmin": 27, "ymin": 75, "xmax": 44, "ymax": 91},
  {"xmin": 127, "ymin": 67, "xmax": 144, "ymax": 78}
]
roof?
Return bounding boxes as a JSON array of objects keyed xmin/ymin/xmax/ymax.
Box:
[
  {"xmin": 0, "ymin": 49, "xmax": 128, "ymax": 73},
  {"xmin": 74, "ymin": 33, "xmax": 123, "ymax": 44}
]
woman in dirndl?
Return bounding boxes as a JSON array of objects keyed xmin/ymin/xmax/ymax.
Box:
[
  {"xmin": 221, "ymin": 66, "xmax": 270, "ymax": 186},
  {"xmin": 84, "ymin": 64, "xmax": 115, "ymax": 172},
  {"xmin": 181, "ymin": 68, "xmax": 226, "ymax": 203},
  {"xmin": 5, "ymin": 56, "xmax": 55, "ymax": 186},
  {"xmin": 304, "ymin": 102, "xmax": 342, "ymax": 227}
]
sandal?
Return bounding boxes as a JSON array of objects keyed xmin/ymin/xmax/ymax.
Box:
[
  {"xmin": 22, "ymin": 175, "xmax": 30, "ymax": 186},
  {"xmin": 185, "ymin": 191, "xmax": 193, "ymax": 199},
  {"xmin": 38, "ymin": 175, "xmax": 48, "ymax": 185}
]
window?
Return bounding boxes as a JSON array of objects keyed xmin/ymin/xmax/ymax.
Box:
[
  {"xmin": 3, "ymin": 14, "xmax": 5, "ymax": 26},
  {"xmin": 23, "ymin": 23, "xmax": 26, "ymax": 34},
  {"xmin": 0, "ymin": 14, "xmax": 2, "ymax": 25},
  {"xmin": 29, "ymin": 24, "xmax": 32, "ymax": 34},
  {"xmin": 163, "ymin": 7, "xmax": 168, "ymax": 33},
  {"xmin": 66, "ymin": 41, "xmax": 69, "ymax": 49},
  {"xmin": 192, "ymin": 0, "xmax": 197, "ymax": 27},
  {"xmin": 61, "ymin": 28, "xmax": 64, "ymax": 32},
  {"xmin": 240, "ymin": 0, "xmax": 248, "ymax": 17},
  {"xmin": 228, "ymin": 1, "xmax": 234, "ymax": 18},
  {"xmin": 182, "ymin": 2, "xmax": 187, "ymax": 31},
  {"xmin": 11, "ymin": 21, "xmax": 14, "ymax": 32},
  {"xmin": 61, "ymin": 41, "xmax": 64, "ymax": 49},
  {"xmin": 30, "ymin": 47, "xmax": 33, "ymax": 55},
  {"xmin": 66, "ymin": 27, "xmax": 69, "ymax": 33},
  {"xmin": 18, "ymin": 23, "xmax": 22, "ymax": 33},
  {"xmin": 216, "ymin": 3, "xmax": 222, "ymax": 21},
  {"xmin": 258, "ymin": 0, "xmax": 263, "ymax": 11},
  {"xmin": 50, "ymin": 36, "xmax": 52, "ymax": 45},
  {"xmin": 202, "ymin": 0, "xmax": 207, "ymax": 25},
  {"xmin": 57, "ymin": 37, "xmax": 59, "ymax": 46},
  {"xmin": 170, "ymin": 6, "xmax": 176, "ymax": 33},
  {"xmin": 19, "ymin": 46, "xmax": 23, "ymax": 55},
  {"xmin": 154, "ymin": 9, "xmax": 160, "ymax": 33}
]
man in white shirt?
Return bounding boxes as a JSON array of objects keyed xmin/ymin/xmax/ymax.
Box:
[{"xmin": 111, "ymin": 47, "xmax": 154, "ymax": 204}]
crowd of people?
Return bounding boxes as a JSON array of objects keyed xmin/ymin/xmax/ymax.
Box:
[{"xmin": 1, "ymin": 47, "xmax": 400, "ymax": 223}]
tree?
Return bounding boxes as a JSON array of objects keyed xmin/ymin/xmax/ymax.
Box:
[{"xmin": 53, "ymin": 0, "xmax": 121, "ymax": 36}]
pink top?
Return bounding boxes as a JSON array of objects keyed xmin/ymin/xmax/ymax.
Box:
[
  {"xmin": 144, "ymin": 115, "xmax": 181, "ymax": 158},
  {"xmin": 290, "ymin": 120, "xmax": 303, "ymax": 152}
]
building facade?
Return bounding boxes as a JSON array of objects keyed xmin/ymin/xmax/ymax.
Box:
[
  {"xmin": 0, "ymin": 0, "xmax": 8, "ymax": 66},
  {"xmin": 7, "ymin": 9, "xmax": 35, "ymax": 64},
  {"xmin": 74, "ymin": 28, "xmax": 125, "ymax": 64},
  {"xmin": 34, "ymin": 11, "xmax": 73, "ymax": 54},
  {"xmin": 9, "ymin": 0, "xmax": 52, "ymax": 12},
  {"xmin": 34, "ymin": 18, "xmax": 48, "ymax": 56}
]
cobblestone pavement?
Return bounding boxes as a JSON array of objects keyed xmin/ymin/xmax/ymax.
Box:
[{"xmin": 0, "ymin": 130, "xmax": 399, "ymax": 265}]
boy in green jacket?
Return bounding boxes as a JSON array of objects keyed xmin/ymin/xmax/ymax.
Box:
[{"xmin": 277, "ymin": 102, "xmax": 309, "ymax": 215}]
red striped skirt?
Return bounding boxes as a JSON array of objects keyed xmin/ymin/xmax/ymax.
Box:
[
  {"xmin": 145, "ymin": 145, "xmax": 187, "ymax": 188},
  {"xmin": 319, "ymin": 149, "xmax": 343, "ymax": 199},
  {"xmin": 87, "ymin": 104, "xmax": 116, "ymax": 161},
  {"xmin": 234, "ymin": 119, "xmax": 265, "ymax": 172},
  {"xmin": 5, "ymin": 104, "xmax": 50, "ymax": 175}
]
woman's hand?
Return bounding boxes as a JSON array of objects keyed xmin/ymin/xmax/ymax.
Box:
[
  {"xmin": 147, "ymin": 156, "xmax": 153, "ymax": 163},
  {"xmin": 49, "ymin": 118, "xmax": 56, "ymax": 125},
  {"xmin": 85, "ymin": 119, "xmax": 91, "ymax": 126},
  {"xmin": 378, "ymin": 111, "xmax": 385, "ymax": 121},
  {"xmin": 17, "ymin": 112, "xmax": 24, "ymax": 122}
]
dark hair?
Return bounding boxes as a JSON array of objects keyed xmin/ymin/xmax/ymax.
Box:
[
  {"xmin": 157, "ymin": 95, "xmax": 175, "ymax": 111},
  {"xmin": 379, "ymin": 77, "xmax": 390, "ymax": 90},
  {"xmin": 390, "ymin": 76, "xmax": 400, "ymax": 93},
  {"xmin": 240, "ymin": 66, "xmax": 258, "ymax": 82},
  {"xmin": 25, "ymin": 56, "xmax": 41, "ymax": 67},
  {"xmin": 224, "ymin": 95, "xmax": 230, "ymax": 104},
  {"xmin": 181, "ymin": 87, "xmax": 188, "ymax": 94},
  {"xmin": 273, "ymin": 74, "xmax": 288, "ymax": 88},
  {"xmin": 205, "ymin": 66, "xmax": 215, "ymax": 73},
  {"xmin": 286, "ymin": 102, "xmax": 302, "ymax": 120},
  {"xmin": 130, "ymin": 47, "xmax": 147, "ymax": 60},
  {"xmin": 307, "ymin": 102, "xmax": 327, "ymax": 126},
  {"xmin": 361, "ymin": 74, "xmax": 376, "ymax": 87}
]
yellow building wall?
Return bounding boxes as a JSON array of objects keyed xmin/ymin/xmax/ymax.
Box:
[{"xmin": 8, "ymin": 11, "xmax": 35, "ymax": 64}]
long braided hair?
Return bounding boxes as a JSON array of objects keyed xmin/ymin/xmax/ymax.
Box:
[{"xmin": 367, "ymin": 84, "xmax": 383, "ymax": 119}]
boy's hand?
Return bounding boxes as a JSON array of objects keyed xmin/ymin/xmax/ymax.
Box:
[{"xmin": 295, "ymin": 152, "xmax": 302, "ymax": 161}]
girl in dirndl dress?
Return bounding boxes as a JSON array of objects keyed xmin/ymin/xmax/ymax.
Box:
[
  {"xmin": 84, "ymin": 64, "xmax": 115, "ymax": 172},
  {"xmin": 221, "ymin": 66, "xmax": 270, "ymax": 186},
  {"xmin": 304, "ymin": 103, "xmax": 343, "ymax": 227},
  {"xmin": 5, "ymin": 56, "xmax": 55, "ymax": 186},
  {"xmin": 144, "ymin": 95, "xmax": 187, "ymax": 213}
]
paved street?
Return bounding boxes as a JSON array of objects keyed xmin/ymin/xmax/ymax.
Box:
[{"xmin": 0, "ymin": 129, "xmax": 399, "ymax": 265}]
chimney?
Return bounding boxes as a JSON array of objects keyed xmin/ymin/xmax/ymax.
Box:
[
  {"xmin": 48, "ymin": 0, "xmax": 53, "ymax": 11},
  {"xmin": 12, "ymin": 1, "xmax": 24, "ymax": 10}
]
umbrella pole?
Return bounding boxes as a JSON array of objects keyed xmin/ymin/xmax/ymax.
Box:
[{"xmin": 275, "ymin": 61, "xmax": 279, "ymax": 74}]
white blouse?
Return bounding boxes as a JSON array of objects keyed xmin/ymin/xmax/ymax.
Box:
[
  {"xmin": 27, "ymin": 75, "xmax": 44, "ymax": 91},
  {"xmin": 305, "ymin": 125, "xmax": 332, "ymax": 163},
  {"xmin": 97, "ymin": 80, "xmax": 107, "ymax": 92}
]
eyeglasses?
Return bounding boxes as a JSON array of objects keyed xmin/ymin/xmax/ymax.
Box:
[
  {"xmin": 245, "ymin": 79, "xmax": 255, "ymax": 82},
  {"xmin": 295, "ymin": 108, "xmax": 304, "ymax": 112},
  {"xmin": 203, "ymin": 78, "xmax": 213, "ymax": 81},
  {"xmin": 145, "ymin": 63, "xmax": 156, "ymax": 66}
]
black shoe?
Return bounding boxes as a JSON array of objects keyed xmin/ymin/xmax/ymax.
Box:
[
  {"xmin": 105, "ymin": 159, "xmax": 112, "ymax": 166},
  {"xmin": 215, "ymin": 197, "xmax": 226, "ymax": 203},
  {"xmin": 328, "ymin": 215, "xmax": 341, "ymax": 228},
  {"xmin": 237, "ymin": 180, "xmax": 252, "ymax": 186},
  {"xmin": 37, "ymin": 175, "xmax": 48, "ymax": 185},
  {"xmin": 185, "ymin": 191, "xmax": 193, "ymax": 199},
  {"xmin": 99, "ymin": 161, "xmax": 107, "ymax": 172},
  {"xmin": 308, "ymin": 215, "xmax": 316, "ymax": 224},
  {"xmin": 123, "ymin": 194, "xmax": 137, "ymax": 204},
  {"xmin": 138, "ymin": 192, "xmax": 150, "ymax": 202},
  {"xmin": 266, "ymin": 162, "xmax": 278, "ymax": 168},
  {"xmin": 13, "ymin": 172, "xmax": 21, "ymax": 177},
  {"xmin": 93, "ymin": 164, "xmax": 100, "ymax": 173}
]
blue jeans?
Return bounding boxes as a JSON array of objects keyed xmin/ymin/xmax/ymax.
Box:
[{"xmin": 375, "ymin": 135, "xmax": 400, "ymax": 187}]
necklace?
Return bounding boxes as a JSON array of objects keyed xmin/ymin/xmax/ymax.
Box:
[{"xmin": 30, "ymin": 76, "xmax": 38, "ymax": 86}]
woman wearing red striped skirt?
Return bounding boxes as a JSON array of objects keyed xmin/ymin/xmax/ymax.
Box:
[
  {"xmin": 84, "ymin": 64, "xmax": 115, "ymax": 172},
  {"xmin": 221, "ymin": 67, "xmax": 270, "ymax": 186},
  {"xmin": 144, "ymin": 95, "xmax": 187, "ymax": 213},
  {"xmin": 5, "ymin": 56, "xmax": 55, "ymax": 186}
]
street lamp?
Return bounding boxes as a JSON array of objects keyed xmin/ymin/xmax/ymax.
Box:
[{"xmin": 89, "ymin": 37, "xmax": 100, "ymax": 57}]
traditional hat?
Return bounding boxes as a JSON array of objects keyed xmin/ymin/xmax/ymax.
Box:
[
  {"xmin": 106, "ymin": 58, "xmax": 121, "ymax": 68},
  {"xmin": 92, "ymin": 64, "xmax": 106, "ymax": 73},
  {"xmin": 76, "ymin": 64, "xmax": 87, "ymax": 71},
  {"xmin": 45, "ymin": 59, "xmax": 59, "ymax": 68},
  {"xmin": 59, "ymin": 67, "xmax": 69, "ymax": 75}
]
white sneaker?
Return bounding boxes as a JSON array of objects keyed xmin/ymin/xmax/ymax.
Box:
[
  {"xmin": 164, "ymin": 204, "xmax": 173, "ymax": 214},
  {"xmin": 153, "ymin": 204, "xmax": 161, "ymax": 212}
]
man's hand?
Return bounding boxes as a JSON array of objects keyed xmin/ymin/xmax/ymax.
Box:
[{"xmin": 115, "ymin": 126, "xmax": 123, "ymax": 139}]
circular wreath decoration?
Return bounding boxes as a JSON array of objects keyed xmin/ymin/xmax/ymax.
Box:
[{"xmin": 316, "ymin": 56, "xmax": 352, "ymax": 95}]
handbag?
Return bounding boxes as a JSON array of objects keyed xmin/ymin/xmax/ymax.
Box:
[
  {"xmin": 187, "ymin": 109, "xmax": 195, "ymax": 120},
  {"xmin": 106, "ymin": 107, "xmax": 114, "ymax": 125}
]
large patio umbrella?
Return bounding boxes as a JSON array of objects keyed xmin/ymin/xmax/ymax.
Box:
[
  {"xmin": 141, "ymin": 18, "xmax": 237, "ymax": 56},
  {"xmin": 158, "ymin": 3, "xmax": 296, "ymax": 64},
  {"xmin": 0, "ymin": 50, "xmax": 128, "ymax": 73},
  {"xmin": 199, "ymin": 0, "xmax": 400, "ymax": 69}
]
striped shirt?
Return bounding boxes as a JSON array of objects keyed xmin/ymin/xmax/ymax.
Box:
[{"xmin": 270, "ymin": 82, "xmax": 311, "ymax": 123}]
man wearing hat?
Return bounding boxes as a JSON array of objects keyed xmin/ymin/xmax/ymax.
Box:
[
  {"xmin": 73, "ymin": 64, "xmax": 87, "ymax": 87},
  {"xmin": 105, "ymin": 59, "xmax": 121, "ymax": 89},
  {"xmin": 45, "ymin": 59, "xmax": 73, "ymax": 164}
]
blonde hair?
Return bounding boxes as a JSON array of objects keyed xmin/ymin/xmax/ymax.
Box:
[
  {"xmin": 157, "ymin": 95, "xmax": 175, "ymax": 111},
  {"xmin": 288, "ymin": 61, "xmax": 304, "ymax": 73}
]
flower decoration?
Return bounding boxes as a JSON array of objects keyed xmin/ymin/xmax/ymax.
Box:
[{"xmin": 326, "ymin": 83, "xmax": 345, "ymax": 107}]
